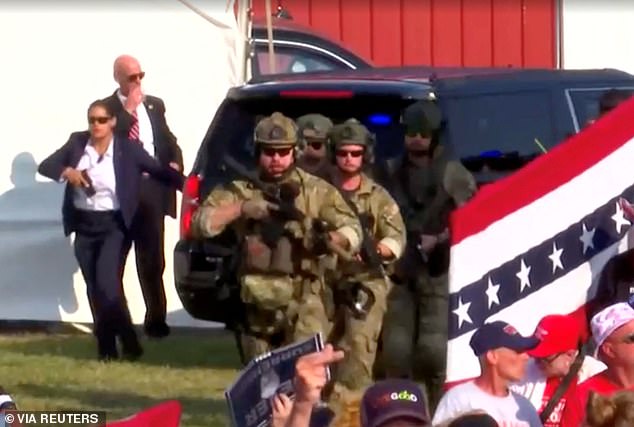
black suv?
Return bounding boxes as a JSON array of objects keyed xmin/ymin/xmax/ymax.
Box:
[{"xmin": 174, "ymin": 67, "xmax": 634, "ymax": 325}]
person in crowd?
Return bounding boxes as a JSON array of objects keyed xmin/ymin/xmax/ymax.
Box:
[
  {"xmin": 272, "ymin": 393, "xmax": 335, "ymax": 427},
  {"xmin": 511, "ymin": 313, "xmax": 606, "ymax": 426},
  {"xmin": 281, "ymin": 345, "xmax": 431, "ymax": 427},
  {"xmin": 272, "ymin": 394, "xmax": 294, "ymax": 427},
  {"xmin": 584, "ymin": 389, "xmax": 634, "ymax": 427},
  {"xmin": 37, "ymin": 100, "xmax": 183, "ymax": 361},
  {"xmin": 357, "ymin": 379, "xmax": 431, "ymax": 427},
  {"xmin": 561, "ymin": 302, "xmax": 634, "ymax": 426},
  {"xmin": 436, "ymin": 411, "xmax": 500, "ymax": 427},
  {"xmin": 432, "ymin": 321, "xmax": 542, "ymax": 426},
  {"xmin": 103, "ymin": 54, "xmax": 184, "ymax": 339},
  {"xmin": 284, "ymin": 344, "xmax": 345, "ymax": 427},
  {"xmin": 0, "ymin": 386, "xmax": 16, "ymax": 411}
]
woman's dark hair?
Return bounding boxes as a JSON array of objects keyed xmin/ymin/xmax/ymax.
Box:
[{"xmin": 87, "ymin": 99, "xmax": 114, "ymax": 118}]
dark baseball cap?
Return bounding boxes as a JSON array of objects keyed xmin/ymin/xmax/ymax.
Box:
[
  {"xmin": 360, "ymin": 379, "xmax": 430, "ymax": 427},
  {"xmin": 448, "ymin": 413, "xmax": 499, "ymax": 427},
  {"xmin": 469, "ymin": 321, "xmax": 539, "ymax": 357}
]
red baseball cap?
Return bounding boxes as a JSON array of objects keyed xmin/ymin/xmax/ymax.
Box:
[{"xmin": 528, "ymin": 314, "xmax": 581, "ymax": 358}]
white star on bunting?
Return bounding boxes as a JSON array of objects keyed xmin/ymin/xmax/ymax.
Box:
[
  {"xmin": 516, "ymin": 259, "xmax": 532, "ymax": 292},
  {"xmin": 485, "ymin": 276, "xmax": 500, "ymax": 309},
  {"xmin": 453, "ymin": 297, "xmax": 472, "ymax": 328},
  {"xmin": 548, "ymin": 242, "xmax": 564, "ymax": 274},
  {"xmin": 611, "ymin": 201, "xmax": 631, "ymax": 233}
]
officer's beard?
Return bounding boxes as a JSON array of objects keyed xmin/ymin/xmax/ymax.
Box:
[
  {"xmin": 333, "ymin": 165, "xmax": 362, "ymax": 192},
  {"xmin": 302, "ymin": 154, "xmax": 325, "ymax": 166},
  {"xmin": 260, "ymin": 163, "xmax": 295, "ymax": 183},
  {"xmin": 407, "ymin": 148, "xmax": 432, "ymax": 168}
]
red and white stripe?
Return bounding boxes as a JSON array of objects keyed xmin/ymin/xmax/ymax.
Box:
[{"xmin": 446, "ymin": 98, "xmax": 634, "ymax": 384}]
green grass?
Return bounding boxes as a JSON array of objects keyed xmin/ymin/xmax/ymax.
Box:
[{"xmin": 0, "ymin": 329, "xmax": 242, "ymax": 426}]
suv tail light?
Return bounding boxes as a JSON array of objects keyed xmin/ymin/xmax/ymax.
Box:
[{"xmin": 179, "ymin": 174, "xmax": 201, "ymax": 240}]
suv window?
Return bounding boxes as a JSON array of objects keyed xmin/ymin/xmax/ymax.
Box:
[
  {"xmin": 197, "ymin": 95, "xmax": 418, "ymax": 193},
  {"xmin": 567, "ymin": 87, "xmax": 634, "ymax": 130},
  {"xmin": 255, "ymin": 45, "xmax": 344, "ymax": 75},
  {"xmin": 441, "ymin": 90, "xmax": 554, "ymax": 161}
]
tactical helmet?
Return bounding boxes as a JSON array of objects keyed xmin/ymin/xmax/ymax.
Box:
[
  {"xmin": 253, "ymin": 112, "xmax": 298, "ymax": 146},
  {"xmin": 296, "ymin": 114, "xmax": 333, "ymax": 148},
  {"xmin": 401, "ymin": 101, "xmax": 443, "ymax": 136},
  {"xmin": 328, "ymin": 118, "xmax": 373, "ymax": 147},
  {"xmin": 328, "ymin": 118, "xmax": 374, "ymax": 163}
]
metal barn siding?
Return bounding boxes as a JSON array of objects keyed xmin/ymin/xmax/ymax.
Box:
[{"xmin": 251, "ymin": 0, "xmax": 558, "ymax": 68}]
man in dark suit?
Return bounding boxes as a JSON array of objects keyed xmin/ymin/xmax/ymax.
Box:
[{"xmin": 103, "ymin": 54, "xmax": 184, "ymax": 339}]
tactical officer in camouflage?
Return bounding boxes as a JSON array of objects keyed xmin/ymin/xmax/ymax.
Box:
[
  {"xmin": 379, "ymin": 100, "xmax": 477, "ymax": 412},
  {"xmin": 325, "ymin": 119, "xmax": 407, "ymax": 399},
  {"xmin": 296, "ymin": 114, "xmax": 334, "ymax": 179},
  {"xmin": 191, "ymin": 112, "xmax": 362, "ymax": 362}
]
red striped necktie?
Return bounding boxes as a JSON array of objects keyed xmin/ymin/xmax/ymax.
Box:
[{"xmin": 129, "ymin": 109, "xmax": 140, "ymax": 141}]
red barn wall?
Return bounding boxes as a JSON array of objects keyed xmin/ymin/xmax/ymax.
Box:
[{"xmin": 250, "ymin": 0, "xmax": 558, "ymax": 68}]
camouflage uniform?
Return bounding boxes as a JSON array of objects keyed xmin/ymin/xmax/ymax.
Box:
[
  {"xmin": 326, "ymin": 119, "xmax": 407, "ymax": 397},
  {"xmin": 296, "ymin": 114, "xmax": 333, "ymax": 180},
  {"xmin": 379, "ymin": 101, "xmax": 476, "ymax": 411},
  {"xmin": 191, "ymin": 113, "xmax": 362, "ymax": 362}
]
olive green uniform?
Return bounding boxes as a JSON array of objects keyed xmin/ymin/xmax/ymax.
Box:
[
  {"xmin": 191, "ymin": 113, "xmax": 362, "ymax": 362},
  {"xmin": 325, "ymin": 120, "xmax": 407, "ymax": 397},
  {"xmin": 379, "ymin": 102, "xmax": 476, "ymax": 411}
]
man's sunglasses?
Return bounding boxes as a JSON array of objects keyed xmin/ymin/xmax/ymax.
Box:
[
  {"xmin": 307, "ymin": 141, "xmax": 324, "ymax": 150},
  {"xmin": 536, "ymin": 353, "xmax": 563, "ymax": 364},
  {"xmin": 127, "ymin": 72, "xmax": 145, "ymax": 82},
  {"xmin": 335, "ymin": 150, "xmax": 364, "ymax": 158},
  {"xmin": 88, "ymin": 116, "xmax": 111, "ymax": 125},
  {"xmin": 261, "ymin": 147, "xmax": 293, "ymax": 157}
]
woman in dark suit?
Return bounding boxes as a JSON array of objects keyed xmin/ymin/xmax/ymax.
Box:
[{"xmin": 38, "ymin": 99, "xmax": 184, "ymax": 361}]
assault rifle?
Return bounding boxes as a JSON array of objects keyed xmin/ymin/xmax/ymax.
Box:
[
  {"xmin": 337, "ymin": 192, "xmax": 390, "ymax": 284},
  {"xmin": 221, "ymin": 154, "xmax": 353, "ymax": 261}
]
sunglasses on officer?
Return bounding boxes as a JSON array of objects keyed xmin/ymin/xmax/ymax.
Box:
[
  {"xmin": 88, "ymin": 116, "xmax": 112, "ymax": 125},
  {"xmin": 261, "ymin": 147, "xmax": 294, "ymax": 157},
  {"xmin": 404, "ymin": 121, "xmax": 433, "ymax": 138},
  {"xmin": 335, "ymin": 149, "xmax": 364, "ymax": 158},
  {"xmin": 127, "ymin": 71, "xmax": 145, "ymax": 82},
  {"xmin": 307, "ymin": 141, "xmax": 325, "ymax": 150}
]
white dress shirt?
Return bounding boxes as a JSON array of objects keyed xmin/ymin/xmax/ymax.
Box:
[
  {"xmin": 117, "ymin": 90, "xmax": 155, "ymax": 157},
  {"xmin": 73, "ymin": 139, "xmax": 120, "ymax": 211}
]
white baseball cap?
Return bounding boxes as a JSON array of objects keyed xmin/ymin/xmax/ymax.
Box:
[{"xmin": 591, "ymin": 302, "xmax": 634, "ymax": 351}]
